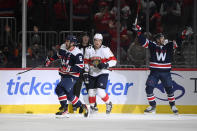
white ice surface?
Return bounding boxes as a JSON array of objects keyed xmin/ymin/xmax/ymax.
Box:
[{"xmin": 0, "ymin": 113, "xmax": 197, "ymax": 131}]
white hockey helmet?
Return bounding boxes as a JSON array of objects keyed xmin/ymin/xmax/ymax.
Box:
[{"xmin": 94, "ymin": 33, "xmax": 103, "ymax": 40}]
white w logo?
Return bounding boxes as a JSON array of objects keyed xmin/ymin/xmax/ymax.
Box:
[{"xmin": 156, "ymin": 52, "xmax": 166, "ymax": 61}]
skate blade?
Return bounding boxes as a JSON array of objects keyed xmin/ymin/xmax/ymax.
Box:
[
  {"xmin": 56, "ymin": 114, "xmax": 69, "ymax": 118},
  {"xmin": 144, "ymin": 112, "xmax": 156, "ymax": 115},
  {"xmin": 173, "ymin": 112, "xmax": 179, "ymax": 116}
]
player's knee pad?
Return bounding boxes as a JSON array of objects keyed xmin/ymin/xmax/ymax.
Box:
[
  {"xmin": 55, "ymin": 86, "xmax": 64, "ymax": 96},
  {"xmin": 165, "ymin": 86, "xmax": 173, "ymax": 94},
  {"xmin": 88, "ymin": 89, "xmax": 96, "ymax": 97},
  {"xmin": 97, "ymin": 88, "xmax": 107, "ymax": 98},
  {"xmin": 145, "ymin": 86, "xmax": 154, "ymax": 94},
  {"xmin": 167, "ymin": 93, "xmax": 174, "ymax": 97}
]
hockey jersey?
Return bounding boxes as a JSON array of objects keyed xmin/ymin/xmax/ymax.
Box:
[
  {"xmin": 49, "ymin": 46, "xmax": 84, "ymax": 78},
  {"xmin": 138, "ymin": 34, "xmax": 178, "ymax": 72},
  {"xmin": 84, "ymin": 45, "xmax": 117, "ymax": 76}
]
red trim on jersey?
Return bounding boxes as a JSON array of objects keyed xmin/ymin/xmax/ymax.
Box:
[
  {"xmin": 72, "ymin": 96, "xmax": 79, "ymax": 105},
  {"xmin": 58, "ymin": 95, "xmax": 67, "ymax": 101},
  {"xmin": 143, "ymin": 40, "xmax": 149, "ymax": 48},
  {"xmin": 76, "ymin": 64, "xmax": 84, "ymax": 68},
  {"xmin": 50, "ymin": 58, "xmax": 55, "ymax": 61},
  {"xmin": 173, "ymin": 41, "xmax": 178, "ymax": 49},
  {"xmin": 84, "ymin": 58, "xmax": 90, "ymax": 64},
  {"xmin": 150, "ymin": 62, "xmax": 171, "ymax": 68},
  {"xmin": 91, "ymin": 57, "xmax": 101, "ymax": 60},
  {"xmin": 101, "ymin": 56, "xmax": 117, "ymax": 63},
  {"xmin": 85, "ymin": 56, "xmax": 117, "ymax": 64},
  {"xmin": 147, "ymin": 96, "xmax": 155, "ymax": 101},
  {"xmin": 137, "ymin": 32, "xmax": 141, "ymax": 36},
  {"xmin": 102, "ymin": 94, "xmax": 109, "ymax": 102}
]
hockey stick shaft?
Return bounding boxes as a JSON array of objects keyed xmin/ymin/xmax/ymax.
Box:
[
  {"xmin": 16, "ymin": 59, "xmax": 60, "ymax": 75},
  {"xmin": 16, "ymin": 65, "xmax": 43, "ymax": 75},
  {"xmin": 134, "ymin": 0, "xmax": 141, "ymax": 25}
]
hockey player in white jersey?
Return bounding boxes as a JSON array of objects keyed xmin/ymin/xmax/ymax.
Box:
[{"xmin": 84, "ymin": 33, "xmax": 117, "ymax": 114}]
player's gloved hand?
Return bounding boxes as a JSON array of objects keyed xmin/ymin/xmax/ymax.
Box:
[
  {"xmin": 45, "ymin": 57, "xmax": 51, "ymax": 67},
  {"xmin": 132, "ymin": 24, "xmax": 142, "ymax": 32},
  {"xmin": 182, "ymin": 27, "xmax": 193, "ymax": 37},
  {"xmin": 83, "ymin": 72, "xmax": 89, "ymax": 84},
  {"xmin": 60, "ymin": 65, "xmax": 71, "ymax": 72},
  {"xmin": 97, "ymin": 63, "xmax": 109, "ymax": 70}
]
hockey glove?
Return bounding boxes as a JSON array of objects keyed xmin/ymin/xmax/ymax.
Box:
[
  {"xmin": 132, "ymin": 24, "xmax": 142, "ymax": 36},
  {"xmin": 132, "ymin": 24, "xmax": 142, "ymax": 32},
  {"xmin": 45, "ymin": 57, "xmax": 51, "ymax": 67},
  {"xmin": 181, "ymin": 27, "xmax": 193, "ymax": 39},
  {"xmin": 59, "ymin": 65, "xmax": 71, "ymax": 73},
  {"xmin": 83, "ymin": 72, "xmax": 89, "ymax": 84},
  {"xmin": 97, "ymin": 63, "xmax": 109, "ymax": 70}
]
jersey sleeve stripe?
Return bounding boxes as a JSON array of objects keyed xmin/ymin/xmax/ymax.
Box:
[
  {"xmin": 142, "ymin": 39, "xmax": 149, "ymax": 48},
  {"xmin": 101, "ymin": 56, "xmax": 117, "ymax": 63},
  {"xmin": 76, "ymin": 64, "xmax": 84, "ymax": 68}
]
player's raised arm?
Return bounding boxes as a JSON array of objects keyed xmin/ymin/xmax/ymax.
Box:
[{"xmin": 132, "ymin": 24, "xmax": 150, "ymax": 48}]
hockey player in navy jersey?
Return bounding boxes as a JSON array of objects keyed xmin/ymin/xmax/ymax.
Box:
[
  {"xmin": 132, "ymin": 24, "xmax": 189, "ymax": 115},
  {"xmin": 45, "ymin": 35, "xmax": 89, "ymax": 117},
  {"xmin": 72, "ymin": 32, "xmax": 98, "ymax": 113},
  {"xmin": 84, "ymin": 33, "xmax": 117, "ymax": 114}
]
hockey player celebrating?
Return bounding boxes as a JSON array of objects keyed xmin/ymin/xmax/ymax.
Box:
[
  {"xmin": 84, "ymin": 33, "xmax": 117, "ymax": 114},
  {"xmin": 132, "ymin": 24, "xmax": 186, "ymax": 115},
  {"xmin": 45, "ymin": 35, "xmax": 89, "ymax": 117}
]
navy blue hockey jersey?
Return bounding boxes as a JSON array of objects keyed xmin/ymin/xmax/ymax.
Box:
[
  {"xmin": 49, "ymin": 47, "xmax": 84, "ymax": 78},
  {"xmin": 138, "ymin": 34, "xmax": 178, "ymax": 72}
]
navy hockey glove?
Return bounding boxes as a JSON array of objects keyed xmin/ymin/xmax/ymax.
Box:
[
  {"xmin": 83, "ymin": 72, "xmax": 89, "ymax": 84},
  {"xmin": 59, "ymin": 65, "xmax": 71, "ymax": 73},
  {"xmin": 97, "ymin": 63, "xmax": 109, "ymax": 70}
]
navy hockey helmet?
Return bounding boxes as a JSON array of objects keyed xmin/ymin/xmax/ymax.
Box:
[
  {"xmin": 154, "ymin": 33, "xmax": 164, "ymax": 40},
  {"xmin": 66, "ymin": 35, "xmax": 77, "ymax": 44}
]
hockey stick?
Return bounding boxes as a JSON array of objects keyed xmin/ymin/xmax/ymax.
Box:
[
  {"xmin": 16, "ymin": 65, "xmax": 44, "ymax": 75},
  {"xmin": 134, "ymin": 0, "xmax": 141, "ymax": 25},
  {"xmin": 16, "ymin": 59, "xmax": 60, "ymax": 75}
]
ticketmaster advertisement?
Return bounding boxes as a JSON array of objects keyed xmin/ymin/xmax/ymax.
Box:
[{"xmin": 0, "ymin": 69, "xmax": 197, "ymax": 114}]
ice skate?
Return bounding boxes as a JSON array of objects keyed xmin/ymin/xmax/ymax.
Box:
[
  {"xmin": 72, "ymin": 105, "xmax": 77, "ymax": 113},
  {"xmin": 106, "ymin": 101, "xmax": 112, "ymax": 114},
  {"xmin": 56, "ymin": 106, "xmax": 69, "ymax": 118},
  {"xmin": 82, "ymin": 104, "xmax": 89, "ymax": 117},
  {"xmin": 144, "ymin": 106, "xmax": 156, "ymax": 114},
  {"xmin": 78, "ymin": 106, "xmax": 83, "ymax": 114},
  {"xmin": 171, "ymin": 105, "xmax": 179, "ymax": 115},
  {"xmin": 90, "ymin": 105, "xmax": 98, "ymax": 114}
]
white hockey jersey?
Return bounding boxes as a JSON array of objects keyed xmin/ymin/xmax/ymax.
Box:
[{"xmin": 84, "ymin": 45, "xmax": 117, "ymax": 76}]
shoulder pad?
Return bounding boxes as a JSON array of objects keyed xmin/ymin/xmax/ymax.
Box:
[
  {"xmin": 101, "ymin": 45, "xmax": 108, "ymax": 48},
  {"xmin": 71, "ymin": 47, "xmax": 83, "ymax": 56}
]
